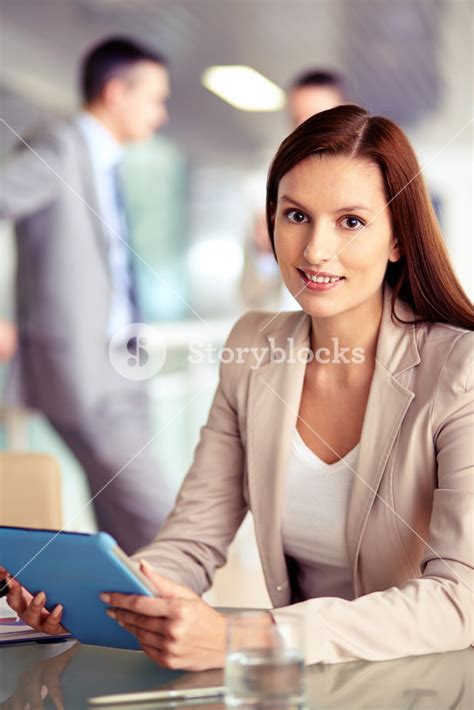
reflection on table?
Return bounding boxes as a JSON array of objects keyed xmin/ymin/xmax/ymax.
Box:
[{"xmin": 1, "ymin": 640, "xmax": 472, "ymax": 709}]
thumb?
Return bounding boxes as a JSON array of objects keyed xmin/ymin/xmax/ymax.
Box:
[{"xmin": 139, "ymin": 559, "xmax": 197, "ymax": 600}]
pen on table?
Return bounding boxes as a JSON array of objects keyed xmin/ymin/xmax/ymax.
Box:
[{"xmin": 87, "ymin": 685, "xmax": 226, "ymax": 706}]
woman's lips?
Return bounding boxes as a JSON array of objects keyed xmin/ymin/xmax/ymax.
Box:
[{"xmin": 298, "ymin": 268, "xmax": 346, "ymax": 292}]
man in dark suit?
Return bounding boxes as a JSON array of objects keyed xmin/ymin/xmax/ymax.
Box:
[{"xmin": 0, "ymin": 37, "xmax": 174, "ymax": 553}]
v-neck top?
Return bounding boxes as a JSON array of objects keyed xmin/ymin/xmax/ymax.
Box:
[{"xmin": 281, "ymin": 427, "xmax": 360, "ymax": 601}]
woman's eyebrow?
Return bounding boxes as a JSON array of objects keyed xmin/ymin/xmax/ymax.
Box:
[
  {"xmin": 279, "ymin": 195, "xmax": 373, "ymax": 213},
  {"xmin": 334, "ymin": 204, "xmax": 373, "ymax": 213},
  {"xmin": 279, "ymin": 194, "xmax": 309, "ymax": 210}
]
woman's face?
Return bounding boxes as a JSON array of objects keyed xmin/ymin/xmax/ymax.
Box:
[{"xmin": 273, "ymin": 154, "xmax": 400, "ymax": 319}]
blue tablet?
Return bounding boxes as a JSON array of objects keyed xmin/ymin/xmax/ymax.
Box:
[{"xmin": 0, "ymin": 526, "xmax": 156, "ymax": 650}]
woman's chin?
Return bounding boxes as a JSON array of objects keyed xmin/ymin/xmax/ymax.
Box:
[{"xmin": 296, "ymin": 294, "xmax": 346, "ymax": 319}]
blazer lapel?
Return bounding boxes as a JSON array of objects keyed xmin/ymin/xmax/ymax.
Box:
[
  {"xmin": 346, "ymin": 286, "xmax": 421, "ymax": 596},
  {"xmin": 246, "ymin": 312, "xmax": 310, "ymax": 607},
  {"xmin": 345, "ymin": 361, "xmax": 416, "ymax": 595}
]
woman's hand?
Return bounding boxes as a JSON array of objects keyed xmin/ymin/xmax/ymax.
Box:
[
  {"xmin": 101, "ymin": 560, "xmax": 228, "ymax": 671},
  {"xmin": 0, "ymin": 567, "xmax": 67, "ymax": 635}
]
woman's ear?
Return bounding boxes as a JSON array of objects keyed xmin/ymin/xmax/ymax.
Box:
[{"xmin": 388, "ymin": 237, "xmax": 401, "ymax": 263}]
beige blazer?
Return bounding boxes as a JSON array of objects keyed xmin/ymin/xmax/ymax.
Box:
[{"xmin": 136, "ymin": 284, "xmax": 473, "ymax": 664}]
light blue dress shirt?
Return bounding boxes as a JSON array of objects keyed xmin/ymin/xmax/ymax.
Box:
[{"xmin": 76, "ymin": 112, "xmax": 135, "ymax": 338}]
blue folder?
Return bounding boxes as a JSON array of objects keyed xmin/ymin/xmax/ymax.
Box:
[{"xmin": 0, "ymin": 526, "xmax": 155, "ymax": 649}]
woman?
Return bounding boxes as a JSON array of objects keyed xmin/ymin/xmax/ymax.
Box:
[{"xmin": 5, "ymin": 105, "xmax": 473, "ymax": 670}]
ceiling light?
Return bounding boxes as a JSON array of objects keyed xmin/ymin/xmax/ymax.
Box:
[{"xmin": 201, "ymin": 65, "xmax": 285, "ymax": 112}]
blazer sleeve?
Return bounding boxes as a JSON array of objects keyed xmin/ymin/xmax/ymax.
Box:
[
  {"xmin": 273, "ymin": 330, "xmax": 474, "ymax": 665},
  {"xmin": 131, "ymin": 315, "xmax": 251, "ymax": 593},
  {"xmin": 0, "ymin": 130, "xmax": 60, "ymax": 221}
]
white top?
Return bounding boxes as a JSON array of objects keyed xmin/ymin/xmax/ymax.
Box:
[
  {"xmin": 281, "ymin": 427, "xmax": 359, "ymax": 601},
  {"xmin": 76, "ymin": 111, "xmax": 134, "ymax": 337}
]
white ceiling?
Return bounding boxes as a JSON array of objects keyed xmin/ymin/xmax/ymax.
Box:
[{"xmin": 0, "ymin": 0, "xmax": 472, "ymax": 164}]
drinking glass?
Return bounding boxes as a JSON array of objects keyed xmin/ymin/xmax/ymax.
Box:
[{"xmin": 225, "ymin": 610, "xmax": 306, "ymax": 708}]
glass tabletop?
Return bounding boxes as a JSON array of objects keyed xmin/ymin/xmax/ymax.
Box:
[{"xmin": 1, "ymin": 639, "xmax": 472, "ymax": 709}]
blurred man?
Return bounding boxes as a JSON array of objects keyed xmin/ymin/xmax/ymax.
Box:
[
  {"xmin": 0, "ymin": 37, "xmax": 173, "ymax": 553},
  {"xmin": 241, "ymin": 69, "xmax": 346, "ymax": 309},
  {"xmin": 287, "ymin": 69, "xmax": 346, "ymax": 127}
]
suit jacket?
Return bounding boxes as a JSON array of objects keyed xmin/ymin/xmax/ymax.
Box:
[
  {"xmin": 0, "ymin": 121, "xmax": 141, "ymax": 424},
  {"xmin": 136, "ymin": 283, "xmax": 473, "ymax": 664}
]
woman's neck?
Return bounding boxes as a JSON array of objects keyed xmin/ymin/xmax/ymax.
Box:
[{"xmin": 309, "ymin": 290, "xmax": 383, "ymax": 384}]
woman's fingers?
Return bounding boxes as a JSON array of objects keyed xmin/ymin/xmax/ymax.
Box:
[
  {"xmin": 141, "ymin": 643, "xmax": 182, "ymax": 670},
  {"xmin": 141, "ymin": 643, "xmax": 168, "ymax": 666},
  {"xmin": 101, "ymin": 592, "xmax": 172, "ymax": 617},
  {"xmin": 11, "ymin": 590, "xmax": 67, "ymax": 635},
  {"xmin": 6, "ymin": 578, "xmax": 30, "ymax": 615},
  {"xmin": 101, "ymin": 585, "xmax": 226, "ymax": 670},
  {"xmin": 42, "ymin": 605, "xmax": 66, "ymax": 634},
  {"xmin": 106, "ymin": 605, "xmax": 186, "ymax": 666},
  {"xmin": 20, "ymin": 591, "xmax": 48, "ymax": 628},
  {"xmin": 108, "ymin": 608, "xmax": 167, "ymax": 635},
  {"xmin": 119, "ymin": 620, "xmax": 165, "ymax": 650},
  {"xmin": 3, "ymin": 575, "xmax": 67, "ymax": 636}
]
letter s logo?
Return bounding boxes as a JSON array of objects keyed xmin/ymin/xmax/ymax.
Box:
[{"xmin": 126, "ymin": 336, "xmax": 149, "ymax": 367}]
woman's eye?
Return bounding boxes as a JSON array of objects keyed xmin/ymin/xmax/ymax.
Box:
[
  {"xmin": 285, "ymin": 209, "xmax": 308, "ymax": 224},
  {"xmin": 340, "ymin": 215, "xmax": 365, "ymax": 230}
]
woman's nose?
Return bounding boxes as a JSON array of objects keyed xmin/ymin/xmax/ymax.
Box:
[{"xmin": 303, "ymin": 223, "xmax": 336, "ymax": 264}]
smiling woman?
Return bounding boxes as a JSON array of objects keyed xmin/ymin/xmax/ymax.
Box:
[
  {"xmin": 272, "ymin": 155, "xmax": 398, "ymax": 312},
  {"xmin": 266, "ymin": 104, "xmax": 473, "ymax": 329},
  {"xmin": 3, "ymin": 105, "xmax": 473, "ymax": 671}
]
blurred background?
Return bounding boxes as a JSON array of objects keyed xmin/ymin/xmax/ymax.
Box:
[{"xmin": 0, "ymin": 0, "xmax": 472, "ymax": 608}]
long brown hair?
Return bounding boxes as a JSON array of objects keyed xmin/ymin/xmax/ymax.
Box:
[{"xmin": 266, "ymin": 104, "xmax": 473, "ymax": 330}]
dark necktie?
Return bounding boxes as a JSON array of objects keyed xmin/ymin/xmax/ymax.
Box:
[{"xmin": 110, "ymin": 163, "xmax": 141, "ymax": 321}]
